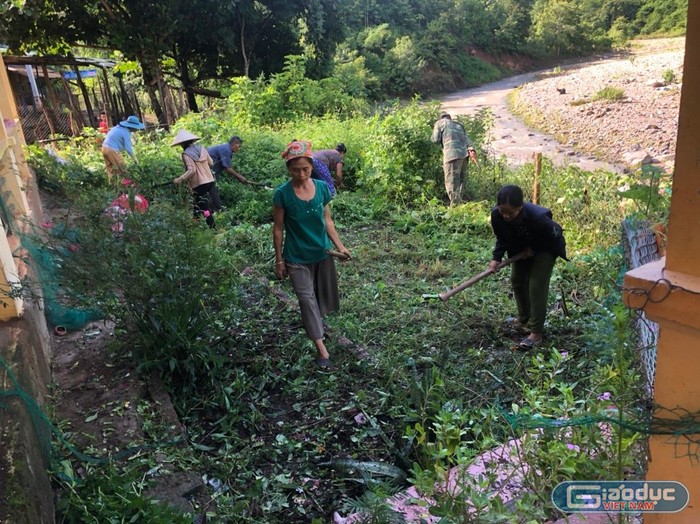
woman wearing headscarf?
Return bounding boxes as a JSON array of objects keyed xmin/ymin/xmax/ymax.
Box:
[
  {"xmin": 488, "ymin": 184, "xmax": 567, "ymax": 350},
  {"xmin": 171, "ymin": 129, "xmax": 216, "ymax": 229},
  {"xmin": 273, "ymin": 140, "xmax": 351, "ymax": 369}
]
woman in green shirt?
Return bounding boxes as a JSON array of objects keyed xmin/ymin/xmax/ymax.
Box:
[{"xmin": 273, "ymin": 141, "xmax": 352, "ymax": 369}]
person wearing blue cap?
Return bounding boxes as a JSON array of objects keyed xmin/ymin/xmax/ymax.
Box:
[{"xmin": 101, "ymin": 115, "xmax": 145, "ymax": 180}]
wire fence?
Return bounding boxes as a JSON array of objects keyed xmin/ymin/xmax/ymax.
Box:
[
  {"xmin": 622, "ymin": 218, "xmax": 661, "ymax": 397},
  {"xmin": 17, "ymin": 104, "xmax": 85, "ymax": 144},
  {"xmin": 7, "ymin": 64, "xmax": 190, "ymax": 144}
]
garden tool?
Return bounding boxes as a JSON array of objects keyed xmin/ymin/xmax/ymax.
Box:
[
  {"xmin": 151, "ymin": 180, "xmax": 174, "ymax": 188},
  {"xmin": 422, "ymin": 251, "xmax": 526, "ymax": 301},
  {"xmin": 247, "ymin": 180, "xmax": 274, "ymax": 190},
  {"xmin": 327, "ymin": 249, "xmax": 352, "ymax": 261}
]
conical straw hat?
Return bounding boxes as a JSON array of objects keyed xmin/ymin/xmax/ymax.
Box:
[{"xmin": 171, "ymin": 129, "xmax": 200, "ymax": 146}]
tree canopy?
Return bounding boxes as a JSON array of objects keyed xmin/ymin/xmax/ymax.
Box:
[{"xmin": 0, "ymin": 0, "xmax": 688, "ymax": 115}]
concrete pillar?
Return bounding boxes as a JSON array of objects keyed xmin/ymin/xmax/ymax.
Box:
[{"xmin": 623, "ymin": 3, "xmax": 700, "ymax": 521}]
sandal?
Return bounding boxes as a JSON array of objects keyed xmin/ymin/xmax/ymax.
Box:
[
  {"xmin": 315, "ymin": 357, "xmax": 333, "ymax": 370},
  {"xmin": 516, "ymin": 337, "xmax": 542, "ymax": 351}
]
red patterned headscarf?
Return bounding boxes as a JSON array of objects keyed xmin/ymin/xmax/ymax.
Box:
[{"xmin": 281, "ymin": 140, "xmax": 313, "ymax": 163}]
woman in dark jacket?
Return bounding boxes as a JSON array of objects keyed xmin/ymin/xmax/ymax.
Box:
[{"xmin": 488, "ymin": 185, "xmax": 567, "ymax": 350}]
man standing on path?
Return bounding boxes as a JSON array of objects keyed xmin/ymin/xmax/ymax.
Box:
[
  {"xmin": 431, "ymin": 112, "xmax": 477, "ymax": 205},
  {"xmin": 207, "ymin": 135, "xmax": 249, "ymax": 211}
]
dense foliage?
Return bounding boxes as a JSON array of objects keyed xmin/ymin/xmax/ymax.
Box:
[{"xmin": 0, "ymin": 0, "xmax": 688, "ymax": 109}]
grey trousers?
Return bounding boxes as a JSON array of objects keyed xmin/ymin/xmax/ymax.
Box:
[
  {"xmin": 443, "ymin": 157, "xmax": 467, "ymax": 205},
  {"xmin": 286, "ymin": 257, "xmax": 340, "ymax": 340}
]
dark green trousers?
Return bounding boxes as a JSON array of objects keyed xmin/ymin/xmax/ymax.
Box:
[{"xmin": 510, "ymin": 251, "xmax": 555, "ymax": 334}]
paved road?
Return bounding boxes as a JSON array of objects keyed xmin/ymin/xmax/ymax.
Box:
[{"xmin": 440, "ymin": 72, "xmax": 624, "ymax": 173}]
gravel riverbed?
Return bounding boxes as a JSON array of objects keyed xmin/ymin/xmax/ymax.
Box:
[{"xmin": 511, "ymin": 38, "xmax": 685, "ymax": 170}]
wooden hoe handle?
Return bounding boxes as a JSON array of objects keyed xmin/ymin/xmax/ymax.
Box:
[
  {"xmin": 438, "ymin": 251, "xmax": 527, "ymax": 301},
  {"xmin": 327, "ymin": 249, "xmax": 351, "ymax": 261}
]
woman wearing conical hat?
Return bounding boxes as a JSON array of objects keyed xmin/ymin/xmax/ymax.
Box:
[{"xmin": 171, "ymin": 129, "xmax": 216, "ymax": 229}]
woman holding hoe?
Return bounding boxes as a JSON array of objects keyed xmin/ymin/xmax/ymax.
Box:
[
  {"xmin": 273, "ymin": 140, "xmax": 352, "ymax": 369},
  {"xmin": 489, "ymin": 185, "xmax": 567, "ymax": 350},
  {"xmin": 171, "ymin": 129, "xmax": 216, "ymax": 229}
]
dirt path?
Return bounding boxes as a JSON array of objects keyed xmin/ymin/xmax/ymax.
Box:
[
  {"xmin": 440, "ymin": 38, "xmax": 685, "ymax": 173},
  {"xmin": 441, "ymin": 71, "xmax": 621, "ymax": 172}
]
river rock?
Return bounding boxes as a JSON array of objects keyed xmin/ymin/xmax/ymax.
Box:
[{"xmin": 622, "ymin": 150, "xmax": 653, "ymax": 166}]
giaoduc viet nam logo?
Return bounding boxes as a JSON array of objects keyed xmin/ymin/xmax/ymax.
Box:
[{"xmin": 552, "ymin": 481, "xmax": 689, "ymax": 513}]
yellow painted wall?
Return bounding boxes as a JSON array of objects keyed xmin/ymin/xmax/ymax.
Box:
[
  {"xmin": 0, "ymin": 54, "xmax": 36, "ymax": 319},
  {"xmin": 0, "ymin": 55, "xmax": 54, "ymax": 523},
  {"xmin": 624, "ymin": 2, "xmax": 700, "ymax": 521}
]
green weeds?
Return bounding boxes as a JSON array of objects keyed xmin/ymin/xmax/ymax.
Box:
[
  {"xmin": 592, "ymin": 86, "xmax": 626, "ymax": 102},
  {"xmin": 569, "ymin": 86, "xmax": 625, "ymax": 106},
  {"xmin": 617, "ymin": 164, "xmax": 671, "ymax": 225},
  {"xmin": 54, "ymin": 460, "xmax": 191, "ymax": 524},
  {"xmin": 662, "ymin": 68, "xmax": 677, "ymax": 84},
  {"xmin": 38, "ymin": 98, "xmax": 645, "ymax": 522}
]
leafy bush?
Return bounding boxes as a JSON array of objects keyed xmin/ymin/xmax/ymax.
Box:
[
  {"xmin": 361, "ymin": 101, "xmax": 490, "ymax": 205},
  {"xmin": 662, "ymin": 68, "xmax": 677, "ymax": 84},
  {"xmin": 55, "ymin": 198, "xmax": 238, "ymax": 393},
  {"xmin": 508, "ymin": 348, "xmax": 639, "ymax": 518},
  {"xmin": 332, "ymin": 55, "xmax": 380, "ymax": 99},
  {"xmin": 358, "ymin": 101, "xmax": 491, "ymax": 204},
  {"xmin": 361, "ymin": 101, "xmax": 441, "ymax": 202},
  {"xmin": 133, "ymin": 131, "xmax": 188, "ymax": 186},
  {"xmin": 609, "ymin": 16, "xmax": 636, "ymax": 45},
  {"xmin": 221, "ymin": 55, "xmax": 369, "ymax": 126},
  {"xmin": 217, "ymin": 181, "xmax": 275, "ymax": 225},
  {"xmin": 54, "ymin": 460, "xmax": 190, "ymax": 524},
  {"xmin": 381, "ymin": 35, "xmax": 425, "ymax": 96},
  {"xmin": 26, "ymin": 144, "xmax": 106, "ymax": 194},
  {"xmin": 617, "ymin": 164, "xmax": 671, "ymax": 224},
  {"xmin": 635, "ymin": 0, "xmax": 688, "ymax": 36},
  {"xmin": 454, "ymin": 55, "xmax": 503, "ymax": 87}
]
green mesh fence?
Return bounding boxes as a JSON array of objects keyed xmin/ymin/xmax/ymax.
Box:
[
  {"xmin": 21, "ymin": 226, "xmax": 102, "ymax": 330},
  {"xmin": 504, "ymin": 405, "xmax": 700, "ymax": 464},
  {"xmin": 0, "ymin": 354, "xmax": 184, "ymax": 466}
]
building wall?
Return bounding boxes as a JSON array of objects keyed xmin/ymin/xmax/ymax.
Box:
[{"xmin": 0, "ymin": 54, "xmax": 54, "ymax": 523}]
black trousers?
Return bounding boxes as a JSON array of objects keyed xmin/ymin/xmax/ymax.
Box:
[
  {"xmin": 193, "ymin": 181, "xmax": 215, "ymax": 228},
  {"xmin": 208, "ymin": 173, "xmax": 223, "ymax": 212}
]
